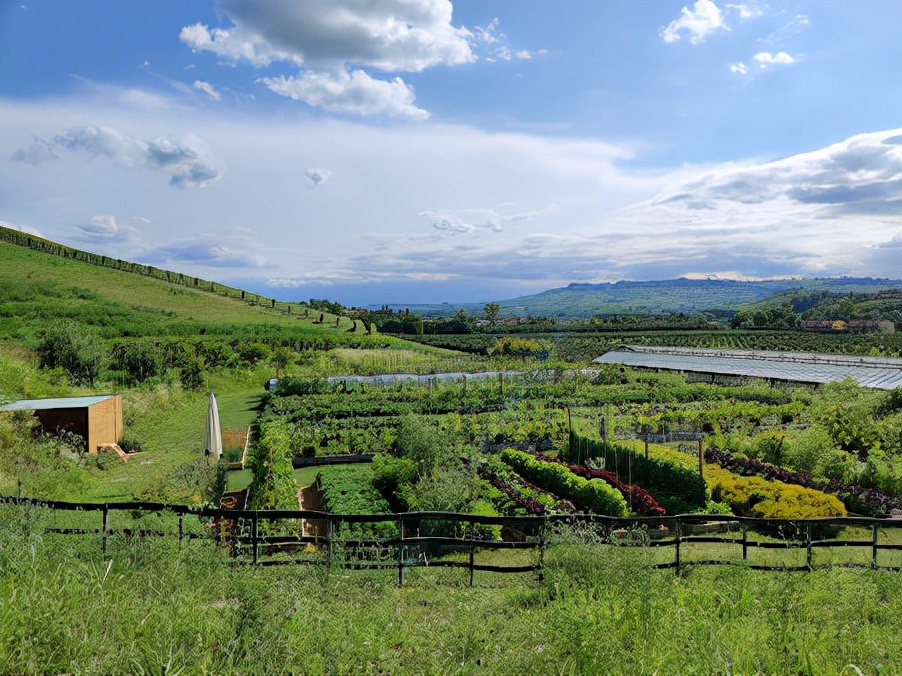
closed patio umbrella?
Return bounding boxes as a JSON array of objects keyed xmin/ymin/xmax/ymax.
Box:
[{"xmin": 204, "ymin": 392, "xmax": 222, "ymax": 462}]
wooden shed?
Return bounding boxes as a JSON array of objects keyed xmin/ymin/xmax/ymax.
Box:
[{"xmin": 0, "ymin": 395, "xmax": 123, "ymax": 454}]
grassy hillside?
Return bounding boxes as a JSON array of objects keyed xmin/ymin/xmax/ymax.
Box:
[
  {"xmin": 0, "ymin": 240, "xmax": 361, "ymax": 342},
  {"xmin": 0, "ymin": 237, "xmax": 468, "ymax": 502}
]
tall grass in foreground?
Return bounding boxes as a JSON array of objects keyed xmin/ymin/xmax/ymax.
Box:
[{"xmin": 0, "ymin": 504, "xmax": 899, "ymax": 675}]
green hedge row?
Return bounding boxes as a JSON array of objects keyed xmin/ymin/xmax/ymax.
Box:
[
  {"xmin": 500, "ymin": 449, "xmax": 628, "ymax": 517},
  {"xmin": 565, "ymin": 433, "xmax": 707, "ymax": 514}
]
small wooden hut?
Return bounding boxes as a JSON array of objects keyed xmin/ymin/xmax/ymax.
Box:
[{"xmin": 0, "ymin": 395, "xmax": 123, "ymax": 454}]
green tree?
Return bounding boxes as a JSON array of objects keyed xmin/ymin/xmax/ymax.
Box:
[
  {"xmin": 35, "ymin": 320, "xmax": 106, "ymax": 386},
  {"xmin": 269, "ymin": 348, "xmax": 292, "ymax": 378},
  {"xmin": 483, "ymin": 302, "xmax": 500, "ymax": 324}
]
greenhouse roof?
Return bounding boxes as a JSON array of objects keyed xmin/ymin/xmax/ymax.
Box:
[{"xmin": 593, "ymin": 346, "xmax": 902, "ymax": 390}]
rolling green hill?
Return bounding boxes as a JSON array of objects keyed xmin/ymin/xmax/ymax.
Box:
[
  {"xmin": 0, "ymin": 234, "xmax": 361, "ymax": 344},
  {"xmin": 392, "ymin": 277, "xmax": 902, "ymax": 318}
]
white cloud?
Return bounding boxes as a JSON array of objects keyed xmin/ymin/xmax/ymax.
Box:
[
  {"xmin": 753, "ymin": 51, "xmax": 795, "ymax": 67},
  {"xmin": 473, "ymin": 18, "xmax": 501, "ymax": 44},
  {"xmin": 3, "ymin": 91, "xmax": 900, "ymax": 300},
  {"xmin": 730, "ymin": 62, "xmax": 748, "ymax": 75},
  {"xmin": 179, "ymin": 0, "xmax": 473, "ymax": 118},
  {"xmin": 193, "ymin": 80, "xmax": 221, "ymax": 101},
  {"xmin": 73, "ymin": 215, "xmax": 141, "ymax": 245},
  {"xmin": 420, "ymin": 205, "xmax": 556, "ymax": 235},
  {"xmin": 179, "ymin": 22, "xmax": 293, "ymax": 68},
  {"xmin": 259, "ymin": 69, "xmax": 429, "ymax": 120},
  {"xmin": 494, "ymin": 46, "xmax": 512, "ymax": 61},
  {"xmin": 725, "ymin": 3, "xmax": 763, "ymax": 19},
  {"xmin": 660, "ymin": 0, "xmax": 727, "ymax": 44},
  {"xmin": 12, "ymin": 124, "xmax": 224, "ymax": 188}
]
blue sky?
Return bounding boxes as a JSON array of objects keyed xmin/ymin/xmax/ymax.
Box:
[{"xmin": 1, "ymin": 0, "xmax": 900, "ymax": 306}]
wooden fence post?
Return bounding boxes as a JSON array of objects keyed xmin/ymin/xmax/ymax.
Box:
[
  {"xmin": 397, "ymin": 516, "xmax": 406, "ymax": 587},
  {"xmin": 468, "ymin": 546, "xmax": 475, "ymax": 587},
  {"xmin": 741, "ymin": 524, "xmax": 748, "ymax": 561},
  {"xmin": 538, "ymin": 524, "xmax": 546, "ymax": 581},
  {"xmin": 697, "ymin": 439, "xmax": 704, "ymax": 480},
  {"xmin": 871, "ymin": 523, "xmax": 879, "ymax": 569},
  {"xmin": 101, "ymin": 505, "xmax": 109, "ymax": 556},
  {"xmin": 674, "ymin": 518, "xmax": 681, "ymax": 575},
  {"xmin": 327, "ymin": 516, "xmax": 334, "ymax": 567},
  {"xmin": 252, "ymin": 513, "xmax": 259, "ymax": 565},
  {"xmin": 178, "ymin": 512, "xmax": 184, "ymax": 548},
  {"xmin": 805, "ymin": 522, "xmax": 813, "ymax": 570}
]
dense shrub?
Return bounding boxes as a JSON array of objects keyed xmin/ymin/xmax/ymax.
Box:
[
  {"xmin": 706, "ymin": 447, "xmax": 902, "ymax": 517},
  {"xmin": 35, "ymin": 320, "xmax": 105, "ymax": 386},
  {"xmin": 706, "ymin": 466, "xmax": 846, "ymax": 520},
  {"xmin": 500, "ymin": 449, "xmax": 628, "ymax": 517}
]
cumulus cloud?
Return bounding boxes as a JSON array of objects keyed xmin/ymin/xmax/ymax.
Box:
[
  {"xmin": 11, "ymin": 125, "xmax": 223, "ymax": 188},
  {"xmin": 180, "ymin": 0, "xmax": 473, "ymax": 118},
  {"xmin": 305, "ymin": 168, "xmax": 331, "ymax": 188},
  {"xmin": 730, "ymin": 62, "xmax": 748, "ymax": 75},
  {"xmin": 193, "ymin": 80, "xmax": 221, "ymax": 101},
  {"xmin": 753, "ymin": 51, "xmax": 795, "ymax": 67},
  {"xmin": 259, "ymin": 69, "xmax": 429, "ymax": 120},
  {"xmin": 660, "ymin": 0, "xmax": 727, "ymax": 44}
]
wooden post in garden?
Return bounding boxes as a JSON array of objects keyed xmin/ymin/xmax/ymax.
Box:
[
  {"xmin": 101, "ymin": 505, "xmax": 109, "ymax": 556},
  {"xmin": 397, "ymin": 516, "xmax": 406, "ymax": 587},
  {"xmin": 697, "ymin": 439, "xmax": 704, "ymax": 480},
  {"xmin": 644, "ymin": 428, "xmax": 649, "ymax": 460},
  {"xmin": 252, "ymin": 513, "xmax": 259, "ymax": 565},
  {"xmin": 806, "ymin": 523, "xmax": 813, "ymax": 570},
  {"xmin": 871, "ymin": 523, "xmax": 879, "ymax": 569}
]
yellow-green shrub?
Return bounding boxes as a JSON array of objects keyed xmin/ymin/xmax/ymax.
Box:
[{"xmin": 707, "ymin": 466, "xmax": 846, "ymax": 519}]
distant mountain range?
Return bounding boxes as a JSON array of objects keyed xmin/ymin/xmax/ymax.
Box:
[{"xmin": 381, "ymin": 277, "xmax": 902, "ymax": 318}]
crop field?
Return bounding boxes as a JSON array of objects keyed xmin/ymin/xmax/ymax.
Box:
[{"xmin": 1, "ymin": 238, "xmax": 901, "ymax": 673}]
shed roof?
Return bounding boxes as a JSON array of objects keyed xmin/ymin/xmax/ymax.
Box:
[
  {"xmin": 0, "ymin": 395, "xmax": 117, "ymax": 412},
  {"xmin": 593, "ymin": 346, "xmax": 902, "ymax": 390}
]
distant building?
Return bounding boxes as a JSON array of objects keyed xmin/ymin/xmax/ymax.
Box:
[{"xmin": 0, "ymin": 395, "xmax": 123, "ymax": 454}]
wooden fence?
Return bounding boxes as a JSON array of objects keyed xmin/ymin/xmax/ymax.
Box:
[{"xmin": 2, "ymin": 496, "xmax": 900, "ymax": 585}]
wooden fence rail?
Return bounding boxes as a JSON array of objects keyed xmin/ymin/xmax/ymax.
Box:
[{"xmin": 2, "ymin": 496, "xmax": 901, "ymax": 585}]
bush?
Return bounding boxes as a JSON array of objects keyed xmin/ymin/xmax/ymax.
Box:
[
  {"xmin": 501, "ymin": 449, "xmax": 628, "ymax": 517},
  {"xmin": 35, "ymin": 320, "xmax": 105, "ymax": 386},
  {"xmin": 117, "ymin": 434, "xmax": 143, "ymax": 453},
  {"xmin": 706, "ymin": 466, "xmax": 847, "ymax": 520}
]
